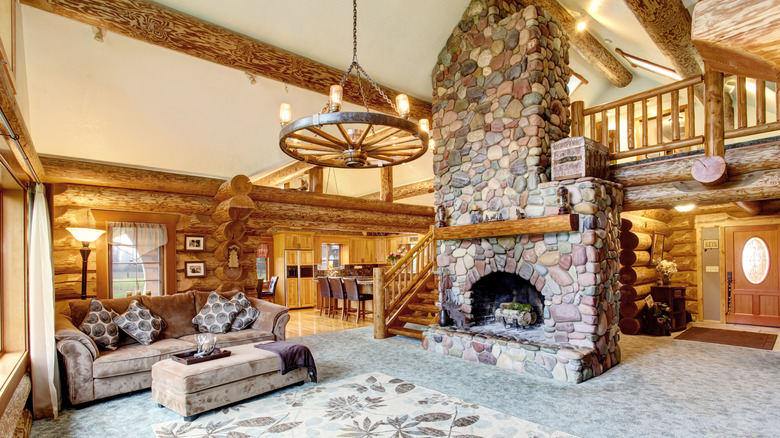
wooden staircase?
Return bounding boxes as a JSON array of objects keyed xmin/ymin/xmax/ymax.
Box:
[{"xmin": 374, "ymin": 228, "xmax": 439, "ymax": 340}]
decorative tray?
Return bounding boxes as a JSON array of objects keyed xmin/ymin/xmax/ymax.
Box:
[{"xmin": 172, "ymin": 348, "xmax": 231, "ymax": 365}]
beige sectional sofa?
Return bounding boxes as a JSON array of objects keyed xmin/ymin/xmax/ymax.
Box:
[{"xmin": 54, "ymin": 291, "xmax": 290, "ymax": 405}]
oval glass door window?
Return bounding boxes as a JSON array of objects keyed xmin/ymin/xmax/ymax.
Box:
[{"xmin": 742, "ymin": 237, "xmax": 770, "ymax": 284}]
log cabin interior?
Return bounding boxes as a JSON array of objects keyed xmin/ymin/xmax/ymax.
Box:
[{"xmin": 1, "ymin": 0, "xmax": 779, "ymax": 436}]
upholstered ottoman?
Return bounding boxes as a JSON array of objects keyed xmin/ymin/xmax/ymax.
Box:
[{"xmin": 151, "ymin": 343, "xmax": 308, "ymax": 420}]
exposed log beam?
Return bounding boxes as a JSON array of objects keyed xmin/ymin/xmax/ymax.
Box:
[
  {"xmin": 21, "ymin": 0, "xmax": 432, "ymax": 120},
  {"xmin": 692, "ymin": 0, "xmax": 780, "ymax": 82},
  {"xmin": 41, "ymin": 156, "xmax": 225, "ymax": 196},
  {"xmin": 518, "ymin": 0, "xmax": 632, "ymax": 87},
  {"xmin": 732, "ymin": 201, "xmax": 762, "ymax": 217},
  {"xmin": 622, "ymin": 0, "xmax": 703, "ymax": 80},
  {"xmin": 623, "ymin": 168, "xmax": 780, "ymax": 211},
  {"xmin": 362, "ymin": 177, "xmax": 434, "ymax": 201},
  {"xmin": 246, "ymin": 217, "xmax": 428, "ymax": 235},
  {"xmin": 611, "ymin": 140, "xmax": 780, "ymax": 187},
  {"xmin": 251, "ymin": 161, "xmax": 315, "ymax": 187}
]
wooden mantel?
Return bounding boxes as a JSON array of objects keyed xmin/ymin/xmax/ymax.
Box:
[{"xmin": 434, "ymin": 215, "xmax": 579, "ymax": 241}]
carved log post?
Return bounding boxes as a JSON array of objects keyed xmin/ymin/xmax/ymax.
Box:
[
  {"xmin": 373, "ymin": 267, "xmax": 387, "ymax": 339},
  {"xmin": 693, "ymin": 64, "xmax": 728, "ymax": 186},
  {"xmin": 571, "ymin": 101, "xmax": 584, "ymax": 137},
  {"xmin": 211, "ymin": 175, "xmax": 256, "ymax": 295},
  {"xmin": 308, "ymin": 166, "xmax": 324, "ymax": 194},
  {"xmin": 380, "ymin": 167, "xmax": 393, "ymax": 203}
]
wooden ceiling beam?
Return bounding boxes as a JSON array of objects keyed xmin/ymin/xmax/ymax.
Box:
[
  {"xmin": 692, "ymin": 0, "xmax": 780, "ymax": 83},
  {"xmin": 21, "ymin": 0, "xmax": 432, "ymax": 120},
  {"xmin": 517, "ymin": 0, "xmax": 632, "ymax": 87},
  {"xmin": 622, "ymin": 0, "xmax": 703, "ymax": 80},
  {"xmin": 361, "ymin": 177, "xmax": 434, "ymax": 201},
  {"xmin": 251, "ymin": 161, "xmax": 315, "ymax": 187}
]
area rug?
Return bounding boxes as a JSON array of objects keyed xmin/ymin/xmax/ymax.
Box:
[
  {"xmin": 152, "ymin": 372, "xmax": 577, "ymax": 438},
  {"xmin": 675, "ymin": 327, "xmax": 777, "ymax": 350}
]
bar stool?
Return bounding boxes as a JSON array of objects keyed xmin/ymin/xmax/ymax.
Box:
[
  {"xmin": 343, "ymin": 278, "xmax": 373, "ymax": 323},
  {"xmin": 316, "ymin": 277, "xmax": 333, "ymax": 316},
  {"xmin": 328, "ymin": 277, "xmax": 347, "ymax": 320}
]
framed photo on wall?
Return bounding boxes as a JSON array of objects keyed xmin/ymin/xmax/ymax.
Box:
[
  {"xmin": 184, "ymin": 261, "xmax": 206, "ymax": 278},
  {"xmin": 650, "ymin": 232, "xmax": 665, "ymax": 265},
  {"xmin": 185, "ymin": 235, "xmax": 205, "ymax": 252}
]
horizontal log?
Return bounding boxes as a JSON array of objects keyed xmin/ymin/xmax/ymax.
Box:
[
  {"xmin": 691, "ymin": 156, "xmax": 728, "ymax": 186},
  {"xmin": 215, "ymin": 266, "xmax": 244, "ymax": 282},
  {"xmin": 213, "ymin": 240, "xmax": 243, "ymax": 263},
  {"xmin": 633, "ymin": 283, "xmax": 655, "ymax": 300},
  {"xmin": 620, "ymin": 218, "xmax": 632, "ymax": 233},
  {"xmin": 178, "ymin": 276, "xmax": 222, "ymax": 292},
  {"xmin": 621, "ymin": 250, "xmax": 651, "ymax": 267},
  {"xmin": 619, "ymin": 298, "xmax": 647, "ymax": 319},
  {"xmin": 214, "ymin": 221, "xmax": 246, "ymax": 242},
  {"xmin": 635, "ymin": 232, "xmax": 653, "ymax": 251},
  {"xmin": 434, "ymin": 215, "xmax": 578, "ymax": 241},
  {"xmin": 619, "ymin": 285, "xmax": 637, "ymax": 303},
  {"xmin": 253, "ymin": 161, "xmax": 316, "ymax": 188},
  {"xmin": 249, "ymin": 185, "xmax": 434, "ymax": 217},
  {"xmin": 53, "ymin": 184, "xmax": 216, "ymax": 215},
  {"xmin": 216, "ymin": 281, "xmax": 246, "ymax": 293},
  {"xmin": 176, "ymin": 214, "xmax": 218, "ymax": 234},
  {"xmin": 214, "ymin": 175, "xmax": 253, "ymax": 202},
  {"xmin": 361, "ymin": 178, "xmax": 435, "ymax": 201},
  {"xmin": 42, "ymin": 156, "xmax": 224, "ymax": 196},
  {"xmin": 619, "ymin": 266, "xmax": 637, "ymax": 285},
  {"xmin": 669, "ymin": 243, "xmax": 696, "ymax": 257},
  {"xmin": 254, "ymin": 201, "xmax": 434, "ymax": 232},
  {"xmin": 634, "ymin": 266, "xmax": 659, "ymax": 285},
  {"xmin": 621, "ymin": 214, "xmax": 670, "ymax": 236},
  {"xmin": 212, "ymin": 195, "xmax": 255, "ymax": 223},
  {"xmin": 618, "ymin": 317, "xmax": 642, "ymax": 335},
  {"xmin": 668, "ymin": 230, "xmax": 696, "ymax": 246},
  {"xmin": 245, "ymin": 217, "xmax": 427, "ymax": 235},
  {"xmin": 675, "ymin": 257, "xmax": 698, "ymax": 271},
  {"xmin": 668, "ymin": 216, "xmax": 695, "ymax": 231},
  {"xmin": 620, "ymin": 232, "xmax": 638, "ymax": 251}
]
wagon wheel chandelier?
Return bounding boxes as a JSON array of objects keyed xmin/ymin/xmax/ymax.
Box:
[{"xmin": 278, "ymin": 0, "xmax": 429, "ymax": 168}]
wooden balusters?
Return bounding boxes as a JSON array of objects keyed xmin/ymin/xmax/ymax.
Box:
[
  {"xmin": 756, "ymin": 79, "xmax": 766, "ymax": 125},
  {"xmin": 671, "ymin": 89, "xmax": 680, "ymax": 142},
  {"xmin": 642, "ymin": 98, "xmax": 649, "ymax": 148},
  {"xmin": 627, "ymin": 102, "xmax": 635, "ymax": 150}
]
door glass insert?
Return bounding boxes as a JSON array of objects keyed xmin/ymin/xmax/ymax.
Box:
[{"xmin": 742, "ymin": 237, "xmax": 770, "ymax": 284}]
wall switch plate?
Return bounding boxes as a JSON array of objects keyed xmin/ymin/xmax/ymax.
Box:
[{"xmin": 705, "ymin": 266, "xmax": 719, "ymax": 273}]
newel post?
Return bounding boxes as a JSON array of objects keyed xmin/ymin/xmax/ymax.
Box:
[
  {"xmin": 571, "ymin": 101, "xmax": 584, "ymax": 137},
  {"xmin": 373, "ymin": 267, "xmax": 388, "ymax": 339},
  {"xmin": 691, "ymin": 64, "xmax": 728, "ymax": 186}
]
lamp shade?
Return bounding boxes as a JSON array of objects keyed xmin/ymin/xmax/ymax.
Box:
[{"xmin": 66, "ymin": 227, "xmax": 106, "ymax": 243}]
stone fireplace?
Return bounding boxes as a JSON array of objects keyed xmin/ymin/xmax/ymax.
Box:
[{"xmin": 423, "ymin": 2, "xmax": 623, "ymax": 383}]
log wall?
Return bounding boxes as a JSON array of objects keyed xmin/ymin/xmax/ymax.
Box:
[{"xmin": 665, "ymin": 214, "xmax": 698, "ymax": 316}]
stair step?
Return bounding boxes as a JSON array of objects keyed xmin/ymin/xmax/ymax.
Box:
[
  {"xmin": 417, "ymin": 292, "xmax": 439, "ymax": 300},
  {"xmin": 388, "ymin": 326, "xmax": 424, "ymax": 340},
  {"xmin": 399, "ymin": 314, "xmax": 435, "ymax": 325},
  {"xmin": 425, "ymin": 281, "xmax": 437, "ymax": 289},
  {"xmin": 409, "ymin": 303, "xmax": 439, "ymax": 313}
]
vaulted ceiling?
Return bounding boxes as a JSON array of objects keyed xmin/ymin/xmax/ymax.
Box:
[{"xmin": 18, "ymin": 0, "xmax": 698, "ymax": 204}]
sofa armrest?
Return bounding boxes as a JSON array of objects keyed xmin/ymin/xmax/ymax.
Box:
[
  {"xmin": 56, "ymin": 339, "xmax": 96, "ymax": 405},
  {"xmin": 248, "ymin": 298, "xmax": 290, "ymax": 341},
  {"xmin": 55, "ymin": 313, "xmax": 99, "ymax": 360}
]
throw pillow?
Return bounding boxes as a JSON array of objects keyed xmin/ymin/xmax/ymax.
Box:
[
  {"xmin": 113, "ymin": 300, "xmax": 166, "ymax": 345},
  {"xmin": 192, "ymin": 291, "xmax": 243, "ymax": 333},
  {"xmin": 229, "ymin": 292, "xmax": 259, "ymax": 331},
  {"xmin": 79, "ymin": 299, "xmax": 120, "ymax": 350}
]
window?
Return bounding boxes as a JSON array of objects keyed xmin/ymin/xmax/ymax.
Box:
[
  {"xmin": 321, "ymin": 243, "xmax": 341, "ymax": 269},
  {"xmin": 93, "ymin": 211, "xmax": 178, "ymax": 299},
  {"xmin": 108, "ymin": 222, "xmax": 167, "ymax": 297}
]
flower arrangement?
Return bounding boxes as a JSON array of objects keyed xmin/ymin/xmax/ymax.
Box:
[
  {"xmin": 655, "ymin": 259, "xmax": 677, "ymax": 285},
  {"xmin": 386, "ymin": 252, "xmax": 402, "ymax": 265}
]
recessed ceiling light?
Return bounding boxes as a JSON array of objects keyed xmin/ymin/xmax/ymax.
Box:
[{"xmin": 674, "ymin": 205, "xmax": 695, "ymax": 212}]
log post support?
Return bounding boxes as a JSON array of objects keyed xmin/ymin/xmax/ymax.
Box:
[
  {"xmin": 379, "ymin": 167, "xmax": 393, "ymax": 203},
  {"xmin": 693, "ymin": 64, "xmax": 728, "ymax": 186},
  {"xmin": 211, "ymin": 175, "xmax": 256, "ymax": 295},
  {"xmin": 571, "ymin": 101, "xmax": 584, "ymax": 137},
  {"xmin": 308, "ymin": 167, "xmax": 324, "ymax": 194},
  {"xmin": 373, "ymin": 267, "xmax": 388, "ymax": 339}
]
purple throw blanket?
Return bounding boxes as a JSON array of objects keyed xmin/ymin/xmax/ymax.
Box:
[{"xmin": 254, "ymin": 341, "xmax": 317, "ymax": 383}]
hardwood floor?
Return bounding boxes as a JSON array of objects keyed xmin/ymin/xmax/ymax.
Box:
[{"xmin": 285, "ymin": 307, "xmax": 372, "ymax": 338}]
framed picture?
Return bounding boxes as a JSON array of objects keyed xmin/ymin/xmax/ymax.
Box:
[
  {"xmin": 650, "ymin": 232, "xmax": 665, "ymax": 265},
  {"xmin": 185, "ymin": 235, "xmax": 205, "ymax": 251},
  {"xmin": 185, "ymin": 261, "xmax": 206, "ymax": 278}
]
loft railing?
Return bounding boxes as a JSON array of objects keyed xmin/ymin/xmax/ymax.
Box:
[
  {"xmin": 572, "ymin": 68, "xmax": 780, "ymax": 163},
  {"xmin": 373, "ymin": 227, "xmax": 435, "ymax": 338}
]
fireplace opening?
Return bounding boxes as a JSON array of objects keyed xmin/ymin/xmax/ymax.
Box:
[{"xmin": 471, "ymin": 272, "xmax": 544, "ymax": 327}]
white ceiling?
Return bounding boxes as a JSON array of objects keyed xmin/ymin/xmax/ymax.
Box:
[{"xmin": 19, "ymin": 0, "xmax": 686, "ymax": 202}]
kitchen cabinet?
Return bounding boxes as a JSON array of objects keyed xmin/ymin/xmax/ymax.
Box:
[
  {"xmin": 284, "ymin": 233, "xmax": 313, "ymax": 250},
  {"xmin": 349, "ymin": 237, "xmax": 376, "ymax": 264},
  {"xmin": 300, "ymin": 279, "xmax": 316, "ymax": 307},
  {"xmin": 374, "ymin": 238, "xmax": 387, "ymax": 264},
  {"xmin": 273, "ymin": 232, "xmax": 315, "ymax": 309}
]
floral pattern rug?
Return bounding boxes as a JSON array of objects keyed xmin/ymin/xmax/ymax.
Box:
[{"xmin": 152, "ymin": 372, "xmax": 577, "ymax": 437}]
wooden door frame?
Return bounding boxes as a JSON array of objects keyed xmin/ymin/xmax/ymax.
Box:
[{"xmin": 696, "ymin": 214, "xmax": 780, "ymax": 323}]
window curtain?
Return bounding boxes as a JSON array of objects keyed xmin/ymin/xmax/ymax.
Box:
[
  {"xmin": 108, "ymin": 222, "xmax": 167, "ymax": 258},
  {"xmin": 29, "ymin": 184, "xmax": 59, "ymax": 419}
]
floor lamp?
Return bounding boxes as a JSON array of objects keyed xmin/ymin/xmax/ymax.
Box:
[{"xmin": 66, "ymin": 227, "xmax": 106, "ymax": 300}]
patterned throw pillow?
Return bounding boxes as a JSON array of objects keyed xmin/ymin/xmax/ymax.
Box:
[
  {"xmin": 113, "ymin": 300, "xmax": 165, "ymax": 345},
  {"xmin": 192, "ymin": 291, "xmax": 242, "ymax": 333},
  {"xmin": 229, "ymin": 292, "xmax": 259, "ymax": 331},
  {"xmin": 79, "ymin": 299, "xmax": 120, "ymax": 350}
]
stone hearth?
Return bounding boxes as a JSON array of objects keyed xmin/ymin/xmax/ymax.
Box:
[{"xmin": 423, "ymin": 2, "xmax": 623, "ymax": 383}]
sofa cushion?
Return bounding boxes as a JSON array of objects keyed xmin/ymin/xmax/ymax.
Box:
[
  {"xmin": 70, "ymin": 296, "xmax": 140, "ymax": 327},
  {"xmin": 193, "ymin": 290, "xmax": 240, "ymax": 313},
  {"xmin": 229, "ymin": 292, "xmax": 259, "ymax": 331},
  {"xmin": 79, "ymin": 299, "xmax": 120, "ymax": 350},
  {"xmin": 114, "ymin": 301, "xmax": 166, "ymax": 345},
  {"xmin": 178, "ymin": 329, "xmax": 275, "ymax": 349},
  {"xmin": 92, "ymin": 338, "xmax": 196, "ymax": 379},
  {"xmin": 192, "ymin": 292, "xmax": 242, "ymax": 334},
  {"xmin": 140, "ymin": 292, "xmax": 198, "ymax": 339}
]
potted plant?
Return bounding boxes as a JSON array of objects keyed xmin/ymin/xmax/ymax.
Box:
[
  {"xmin": 655, "ymin": 259, "xmax": 678, "ymax": 285},
  {"xmin": 386, "ymin": 252, "xmax": 401, "ymax": 266}
]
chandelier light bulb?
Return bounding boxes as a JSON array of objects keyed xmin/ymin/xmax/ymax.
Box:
[
  {"xmin": 419, "ymin": 118, "xmax": 430, "ymax": 134},
  {"xmin": 395, "ymin": 94, "xmax": 410, "ymax": 119},
  {"xmin": 279, "ymin": 103, "xmax": 292, "ymax": 127},
  {"xmin": 428, "ymin": 139, "xmax": 436, "ymax": 150},
  {"xmin": 347, "ymin": 128, "xmax": 362, "ymax": 142},
  {"xmin": 329, "ymin": 85, "xmax": 343, "ymax": 112}
]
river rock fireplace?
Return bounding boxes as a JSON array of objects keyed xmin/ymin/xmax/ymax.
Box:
[{"xmin": 424, "ymin": 2, "xmax": 623, "ymax": 383}]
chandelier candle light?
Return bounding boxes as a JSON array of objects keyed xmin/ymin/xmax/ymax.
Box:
[{"xmin": 278, "ymin": 0, "xmax": 429, "ymax": 168}]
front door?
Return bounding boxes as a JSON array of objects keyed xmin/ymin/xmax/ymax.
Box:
[{"xmin": 725, "ymin": 225, "xmax": 780, "ymax": 327}]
